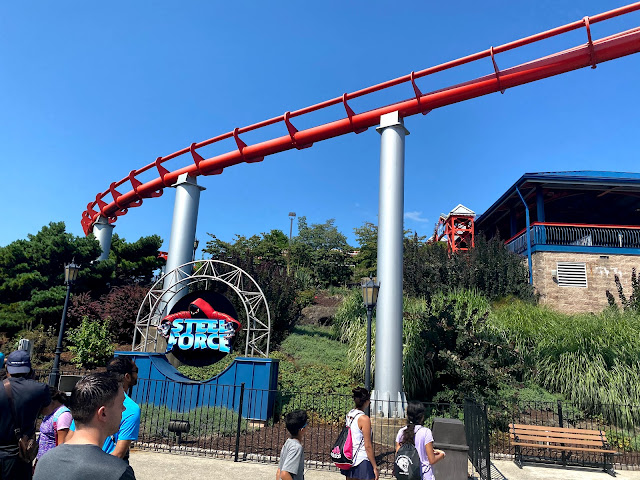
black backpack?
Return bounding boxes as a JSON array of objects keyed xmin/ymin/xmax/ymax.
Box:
[{"xmin": 393, "ymin": 433, "xmax": 423, "ymax": 480}]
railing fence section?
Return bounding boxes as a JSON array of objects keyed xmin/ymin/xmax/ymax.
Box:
[
  {"xmin": 464, "ymin": 399, "xmax": 492, "ymax": 480},
  {"xmin": 506, "ymin": 223, "xmax": 640, "ymax": 254},
  {"xmin": 29, "ymin": 372, "xmax": 640, "ymax": 472}
]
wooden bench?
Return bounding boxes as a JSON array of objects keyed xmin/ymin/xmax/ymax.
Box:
[{"xmin": 509, "ymin": 423, "xmax": 617, "ymax": 476}]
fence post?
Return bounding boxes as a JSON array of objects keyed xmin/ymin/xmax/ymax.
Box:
[
  {"xmin": 234, "ymin": 383, "xmax": 245, "ymax": 462},
  {"xmin": 557, "ymin": 400, "xmax": 564, "ymax": 428},
  {"xmin": 484, "ymin": 403, "xmax": 492, "ymax": 480},
  {"xmin": 558, "ymin": 400, "xmax": 566, "ymax": 465}
]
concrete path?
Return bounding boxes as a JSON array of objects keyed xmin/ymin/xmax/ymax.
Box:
[{"xmin": 129, "ymin": 450, "xmax": 640, "ymax": 480}]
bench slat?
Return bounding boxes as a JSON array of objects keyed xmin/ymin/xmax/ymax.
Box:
[
  {"xmin": 511, "ymin": 442, "xmax": 617, "ymax": 454},
  {"xmin": 511, "ymin": 424, "xmax": 605, "ymax": 435},
  {"xmin": 511, "ymin": 431, "xmax": 608, "ymax": 442},
  {"xmin": 510, "ymin": 434, "xmax": 609, "ymax": 447}
]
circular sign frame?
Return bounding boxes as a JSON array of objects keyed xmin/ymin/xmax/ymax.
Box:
[{"xmin": 132, "ymin": 259, "xmax": 271, "ymax": 358}]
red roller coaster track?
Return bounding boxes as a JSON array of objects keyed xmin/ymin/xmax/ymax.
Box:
[{"xmin": 81, "ymin": 3, "xmax": 640, "ymax": 235}]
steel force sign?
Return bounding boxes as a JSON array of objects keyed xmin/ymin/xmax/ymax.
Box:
[{"xmin": 158, "ymin": 295, "xmax": 241, "ymax": 366}]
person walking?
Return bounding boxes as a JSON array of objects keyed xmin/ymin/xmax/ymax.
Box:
[
  {"xmin": 340, "ymin": 387, "xmax": 379, "ymax": 480},
  {"xmin": 395, "ymin": 401, "xmax": 445, "ymax": 480},
  {"xmin": 33, "ymin": 372, "xmax": 135, "ymax": 480},
  {"xmin": 35, "ymin": 387, "xmax": 72, "ymax": 466},
  {"xmin": 103, "ymin": 357, "xmax": 140, "ymax": 462},
  {"xmin": 276, "ymin": 410, "xmax": 308, "ymax": 480},
  {"xmin": 0, "ymin": 350, "xmax": 51, "ymax": 480}
]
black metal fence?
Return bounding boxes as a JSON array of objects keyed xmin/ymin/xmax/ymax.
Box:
[
  {"xmin": 131, "ymin": 378, "xmax": 464, "ymax": 475},
  {"xmin": 464, "ymin": 400, "xmax": 491, "ymax": 480},
  {"xmin": 29, "ymin": 370, "xmax": 640, "ymax": 473}
]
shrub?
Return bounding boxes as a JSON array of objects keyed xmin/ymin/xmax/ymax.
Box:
[
  {"xmin": 67, "ymin": 316, "xmax": 113, "ymax": 369},
  {"xmin": 403, "ymin": 235, "xmax": 535, "ymax": 302},
  {"xmin": 606, "ymin": 267, "xmax": 640, "ymax": 311},
  {"xmin": 177, "ymin": 354, "xmax": 237, "ymax": 381},
  {"xmin": 488, "ymin": 301, "xmax": 640, "ymax": 423},
  {"xmin": 296, "ymin": 290, "xmax": 316, "ymax": 309},
  {"xmin": 10, "ymin": 325, "xmax": 58, "ymax": 370}
]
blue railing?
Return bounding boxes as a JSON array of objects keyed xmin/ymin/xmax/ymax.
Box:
[{"xmin": 506, "ymin": 223, "xmax": 640, "ymax": 255}]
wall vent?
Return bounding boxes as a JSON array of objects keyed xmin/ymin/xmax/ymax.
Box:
[{"xmin": 556, "ymin": 262, "xmax": 588, "ymax": 288}]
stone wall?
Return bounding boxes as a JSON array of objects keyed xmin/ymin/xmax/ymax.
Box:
[{"xmin": 532, "ymin": 251, "xmax": 640, "ymax": 313}]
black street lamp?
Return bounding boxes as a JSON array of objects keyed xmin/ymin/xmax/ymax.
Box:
[
  {"xmin": 361, "ymin": 277, "xmax": 380, "ymax": 395},
  {"xmin": 49, "ymin": 261, "xmax": 80, "ymax": 387},
  {"xmin": 287, "ymin": 212, "xmax": 296, "ymax": 275}
]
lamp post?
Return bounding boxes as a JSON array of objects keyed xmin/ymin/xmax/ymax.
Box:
[
  {"xmin": 49, "ymin": 261, "xmax": 80, "ymax": 387},
  {"xmin": 361, "ymin": 277, "xmax": 380, "ymax": 395},
  {"xmin": 287, "ymin": 212, "xmax": 296, "ymax": 275},
  {"xmin": 192, "ymin": 238, "xmax": 199, "ymax": 262}
]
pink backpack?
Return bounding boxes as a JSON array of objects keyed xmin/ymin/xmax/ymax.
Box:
[{"xmin": 330, "ymin": 412, "xmax": 364, "ymax": 469}]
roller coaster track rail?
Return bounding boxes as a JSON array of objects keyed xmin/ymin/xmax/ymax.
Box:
[{"xmin": 81, "ymin": 2, "xmax": 640, "ymax": 235}]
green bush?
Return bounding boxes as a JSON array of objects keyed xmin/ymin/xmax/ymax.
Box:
[
  {"xmin": 488, "ymin": 301, "xmax": 640, "ymax": 425},
  {"xmin": 336, "ymin": 288, "xmax": 519, "ymax": 403},
  {"xmin": 67, "ymin": 316, "xmax": 113, "ymax": 369},
  {"xmin": 177, "ymin": 354, "xmax": 237, "ymax": 381},
  {"xmin": 296, "ymin": 290, "xmax": 316, "ymax": 309},
  {"xmin": 10, "ymin": 325, "xmax": 58, "ymax": 370}
]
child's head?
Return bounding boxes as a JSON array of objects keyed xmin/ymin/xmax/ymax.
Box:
[
  {"xmin": 352, "ymin": 387, "xmax": 370, "ymax": 409},
  {"xmin": 284, "ymin": 409, "xmax": 308, "ymax": 437},
  {"xmin": 406, "ymin": 400, "xmax": 425, "ymax": 425}
]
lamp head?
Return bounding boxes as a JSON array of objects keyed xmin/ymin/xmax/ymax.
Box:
[
  {"xmin": 64, "ymin": 261, "xmax": 80, "ymax": 285},
  {"xmin": 361, "ymin": 277, "xmax": 380, "ymax": 308}
]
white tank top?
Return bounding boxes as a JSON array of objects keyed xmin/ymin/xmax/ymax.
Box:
[{"xmin": 346, "ymin": 409, "xmax": 367, "ymax": 466}]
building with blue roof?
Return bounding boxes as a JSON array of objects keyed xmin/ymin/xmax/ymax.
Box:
[{"xmin": 475, "ymin": 171, "xmax": 640, "ymax": 312}]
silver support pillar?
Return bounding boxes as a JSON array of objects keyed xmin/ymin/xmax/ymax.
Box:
[
  {"xmin": 372, "ymin": 111, "xmax": 408, "ymax": 418},
  {"xmin": 161, "ymin": 174, "xmax": 205, "ymax": 320},
  {"xmin": 93, "ymin": 216, "xmax": 114, "ymax": 261}
]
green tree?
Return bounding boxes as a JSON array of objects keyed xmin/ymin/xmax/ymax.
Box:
[
  {"xmin": 68, "ymin": 317, "xmax": 114, "ymax": 369},
  {"xmin": 290, "ymin": 216, "xmax": 353, "ymax": 288},
  {"xmin": 402, "ymin": 234, "xmax": 534, "ymax": 302},
  {"xmin": 0, "ymin": 222, "xmax": 164, "ymax": 333},
  {"xmin": 353, "ymin": 222, "xmax": 377, "ymax": 279}
]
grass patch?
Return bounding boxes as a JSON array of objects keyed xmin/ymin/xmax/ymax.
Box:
[{"xmin": 279, "ymin": 325, "xmax": 347, "ymax": 370}]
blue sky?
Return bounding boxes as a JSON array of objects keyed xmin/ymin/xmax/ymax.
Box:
[{"xmin": 1, "ymin": 1, "xmax": 639, "ymax": 254}]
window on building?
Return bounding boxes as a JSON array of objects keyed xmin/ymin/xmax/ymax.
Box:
[{"xmin": 556, "ymin": 262, "xmax": 588, "ymax": 288}]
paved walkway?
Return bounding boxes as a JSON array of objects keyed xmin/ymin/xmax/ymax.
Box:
[{"xmin": 129, "ymin": 450, "xmax": 640, "ymax": 480}]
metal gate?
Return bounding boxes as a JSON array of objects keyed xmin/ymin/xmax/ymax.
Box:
[{"xmin": 464, "ymin": 399, "xmax": 491, "ymax": 480}]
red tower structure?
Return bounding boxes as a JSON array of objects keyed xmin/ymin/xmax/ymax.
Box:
[{"xmin": 436, "ymin": 204, "xmax": 476, "ymax": 254}]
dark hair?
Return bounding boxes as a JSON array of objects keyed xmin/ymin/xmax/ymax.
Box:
[
  {"xmin": 106, "ymin": 357, "xmax": 135, "ymax": 382},
  {"xmin": 48, "ymin": 386, "xmax": 68, "ymax": 405},
  {"xmin": 400, "ymin": 401, "xmax": 426, "ymax": 445},
  {"xmin": 69, "ymin": 373, "xmax": 120, "ymax": 425},
  {"xmin": 352, "ymin": 387, "xmax": 370, "ymax": 409},
  {"xmin": 284, "ymin": 409, "xmax": 308, "ymax": 436}
]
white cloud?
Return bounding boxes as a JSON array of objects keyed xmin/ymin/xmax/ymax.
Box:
[{"xmin": 404, "ymin": 211, "xmax": 429, "ymax": 223}]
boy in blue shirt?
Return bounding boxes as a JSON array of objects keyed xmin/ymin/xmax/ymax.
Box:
[{"xmin": 103, "ymin": 357, "xmax": 140, "ymax": 462}]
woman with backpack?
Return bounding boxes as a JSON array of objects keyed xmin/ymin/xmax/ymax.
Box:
[
  {"xmin": 395, "ymin": 401, "xmax": 445, "ymax": 480},
  {"xmin": 341, "ymin": 387, "xmax": 379, "ymax": 480},
  {"xmin": 35, "ymin": 387, "xmax": 72, "ymax": 464}
]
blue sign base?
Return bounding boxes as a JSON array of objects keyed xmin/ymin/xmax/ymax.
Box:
[{"xmin": 114, "ymin": 352, "xmax": 279, "ymax": 421}]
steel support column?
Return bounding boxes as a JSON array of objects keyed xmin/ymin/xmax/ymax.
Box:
[
  {"xmin": 93, "ymin": 216, "xmax": 114, "ymax": 261},
  {"xmin": 161, "ymin": 174, "xmax": 205, "ymax": 325},
  {"xmin": 372, "ymin": 111, "xmax": 408, "ymax": 417}
]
